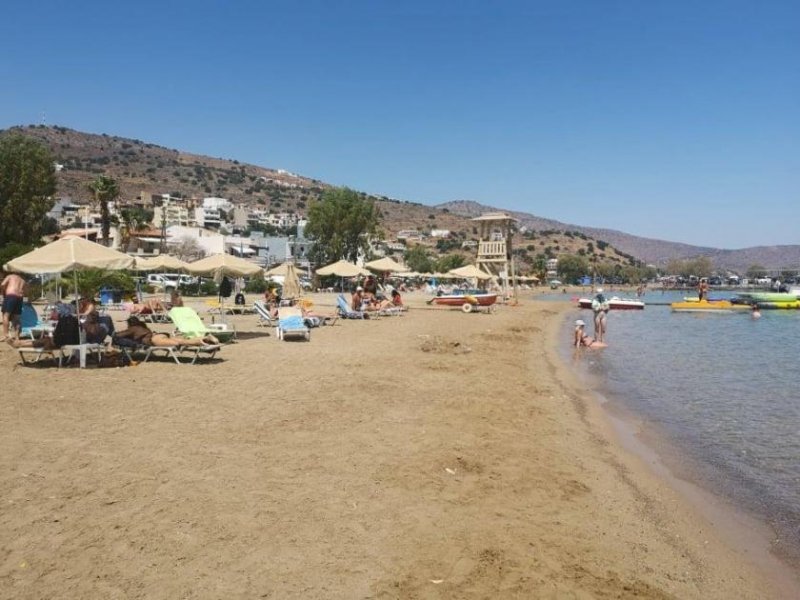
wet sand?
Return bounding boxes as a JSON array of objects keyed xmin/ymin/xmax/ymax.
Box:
[{"xmin": 0, "ymin": 293, "xmax": 792, "ymax": 598}]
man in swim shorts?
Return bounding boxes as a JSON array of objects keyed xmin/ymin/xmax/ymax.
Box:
[{"xmin": 0, "ymin": 271, "xmax": 27, "ymax": 341}]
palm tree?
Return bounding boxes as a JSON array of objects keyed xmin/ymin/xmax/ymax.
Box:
[
  {"xmin": 117, "ymin": 207, "xmax": 153, "ymax": 251},
  {"xmin": 87, "ymin": 175, "xmax": 120, "ymax": 246}
]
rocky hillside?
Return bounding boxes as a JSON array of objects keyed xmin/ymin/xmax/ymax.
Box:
[
  {"xmin": 4, "ymin": 125, "xmax": 797, "ymax": 271},
  {"xmin": 438, "ymin": 201, "xmax": 800, "ymax": 271}
]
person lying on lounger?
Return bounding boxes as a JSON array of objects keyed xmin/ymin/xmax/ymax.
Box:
[{"xmin": 114, "ymin": 316, "xmax": 219, "ymax": 347}]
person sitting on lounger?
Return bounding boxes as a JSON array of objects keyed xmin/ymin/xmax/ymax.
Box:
[
  {"xmin": 352, "ymin": 287, "xmax": 366, "ymax": 311},
  {"xmin": 128, "ymin": 298, "xmax": 167, "ymax": 315},
  {"xmin": 169, "ymin": 290, "xmax": 184, "ymax": 308},
  {"xmin": 115, "ymin": 316, "xmax": 219, "ymax": 347}
]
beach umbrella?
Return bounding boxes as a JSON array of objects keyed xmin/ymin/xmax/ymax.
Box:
[
  {"xmin": 186, "ymin": 253, "xmax": 263, "ymax": 319},
  {"xmin": 4, "ymin": 235, "xmax": 135, "ymax": 298},
  {"xmin": 447, "ymin": 264, "xmax": 492, "ymax": 280},
  {"xmin": 134, "ymin": 254, "xmax": 190, "ymax": 271},
  {"xmin": 186, "ymin": 253, "xmax": 263, "ymax": 281},
  {"xmin": 316, "ymin": 259, "xmax": 369, "ymax": 278},
  {"xmin": 280, "ymin": 262, "xmax": 302, "ymax": 300},
  {"xmin": 264, "ymin": 262, "xmax": 290, "ymax": 277},
  {"xmin": 365, "ymin": 257, "xmax": 408, "ymax": 273}
]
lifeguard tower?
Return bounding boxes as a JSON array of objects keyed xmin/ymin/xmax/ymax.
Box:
[{"xmin": 471, "ymin": 212, "xmax": 518, "ymax": 300}]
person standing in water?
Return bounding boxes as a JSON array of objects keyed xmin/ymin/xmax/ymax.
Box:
[
  {"xmin": 591, "ymin": 287, "xmax": 609, "ymax": 343},
  {"xmin": 698, "ymin": 278, "xmax": 709, "ymax": 301}
]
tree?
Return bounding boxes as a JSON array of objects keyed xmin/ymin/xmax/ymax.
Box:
[
  {"xmin": 0, "ymin": 133, "xmax": 57, "ymax": 246},
  {"xmin": 305, "ymin": 187, "xmax": 381, "ymax": 264},
  {"xmin": 435, "ymin": 253, "xmax": 466, "ymax": 273},
  {"xmin": 746, "ymin": 264, "xmax": 767, "ymax": 280},
  {"xmin": 172, "ymin": 236, "xmax": 206, "ymax": 262},
  {"xmin": 117, "ymin": 206, "xmax": 154, "ymax": 250},
  {"xmin": 404, "ymin": 244, "xmax": 433, "ymax": 273},
  {"xmin": 557, "ymin": 254, "xmax": 589, "ymax": 284},
  {"xmin": 87, "ymin": 175, "xmax": 120, "ymax": 246}
]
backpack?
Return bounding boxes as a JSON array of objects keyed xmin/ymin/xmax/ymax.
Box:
[{"xmin": 52, "ymin": 315, "xmax": 80, "ymax": 347}]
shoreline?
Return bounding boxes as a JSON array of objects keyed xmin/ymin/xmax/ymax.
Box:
[
  {"xmin": 547, "ymin": 300, "xmax": 800, "ymax": 597},
  {"xmin": 0, "ymin": 294, "xmax": 796, "ymax": 597}
]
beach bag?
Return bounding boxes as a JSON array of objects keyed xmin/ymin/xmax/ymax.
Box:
[
  {"xmin": 219, "ymin": 276, "xmax": 233, "ymax": 298},
  {"xmin": 52, "ymin": 315, "xmax": 80, "ymax": 347}
]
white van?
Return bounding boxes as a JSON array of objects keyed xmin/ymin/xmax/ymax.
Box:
[{"xmin": 146, "ymin": 273, "xmax": 196, "ymax": 289}]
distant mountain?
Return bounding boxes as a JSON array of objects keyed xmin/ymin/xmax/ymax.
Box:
[{"xmin": 437, "ymin": 201, "xmax": 800, "ymax": 272}]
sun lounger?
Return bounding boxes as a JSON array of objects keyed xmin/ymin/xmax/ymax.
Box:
[
  {"xmin": 253, "ymin": 301, "xmax": 275, "ymax": 327},
  {"xmin": 19, "ymin": 303, "xmax": 54, "ymax": 339},
  {"xmin": 276, "ymin": 307, "xmax": 311, "ymax": 341},
  {"xmin": 169, "ymin": 306, "xmax": 235, "ymax": 343},
  {"xmin": 17, "ymin": 346, "xmax": 65, "ymax": 366},
  {"xmin": 336, "ymin": 294, "xmax": 368, "ymax": 319}
]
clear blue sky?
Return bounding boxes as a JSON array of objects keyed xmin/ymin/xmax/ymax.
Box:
[{"xmin": 2, "ymin": 0, "xmax": 797, "ymax": 249}]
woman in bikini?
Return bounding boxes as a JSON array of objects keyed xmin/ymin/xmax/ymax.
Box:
[
  {"xmin": 574, "ymin": 319, "xmax": 606, "ymax": 349},
  {"xmin": 115, "ymin": 316, "xmax": 219, "ymax": 347}
]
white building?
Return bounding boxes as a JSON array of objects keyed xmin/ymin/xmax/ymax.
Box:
[
  {"xmin": 430, "ymin": 229, "xmax": 451, "ymax": 239},
  {"xmin": 397, "ymin": 229, "xmax": 423, "ymax": 241},
  {"xmin": 166, "ymin": 226, "xmax": 225, "ymax": 256}
]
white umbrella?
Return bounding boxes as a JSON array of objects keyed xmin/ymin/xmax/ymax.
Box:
[
  {"xmin": 281, "ymin": 263, "xmax": 302, "ymax": 300},
  {"xmin": 264, "ymin": 262, "xmax": 293, "ymax": 277},
  {"xmin": 186, "ymin": 253, "xmax": 263, "ymax": 318},
  {"xmin": 186, "ymin": 253, "xmax": 263, "ymax": 281},
  {"xmin": 134, "ymin": 254, "xmax": 190, "ymax": 271},
  {"xmin": 5, "ymin": 236, "xmax": 135, "ymax": 298},
  {"xmin": 365, "ymin": 257, "xmax": 408, "ymax": 273},
  {"xmin": 316, "ymin": 259, "xmax": 369, "ymax": 277},
  {"xmin": 448, "ymin": 264, "xmax": 492, "ymax": 280}
]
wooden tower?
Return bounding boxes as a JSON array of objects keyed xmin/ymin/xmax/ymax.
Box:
[{"xmin": 471, "ymin": 212, "xmax": 518, "ymax": 299}]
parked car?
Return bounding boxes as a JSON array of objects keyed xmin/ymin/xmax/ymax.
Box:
[{"xmin": 146, "ymin": 273, "xmax": 197, "ymax": 289}]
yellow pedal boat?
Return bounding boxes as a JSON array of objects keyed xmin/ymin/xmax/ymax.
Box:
[{"xmin": 670, "ymin": 299, "xmax": 750, "ymax": 312}]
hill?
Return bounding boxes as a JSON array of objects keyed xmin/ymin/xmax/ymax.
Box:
[
  {"xmin": 4, "ymin": 124, "xmax": 797, "ymax": 272},
  {"xmin": 437, "ymin": 201, "xmax": 800, "ymax": 272}
]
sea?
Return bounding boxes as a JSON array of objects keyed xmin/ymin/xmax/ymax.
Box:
[{"xmin": 548, "ymin": 289, "xmax": 800, "ymax": 568}]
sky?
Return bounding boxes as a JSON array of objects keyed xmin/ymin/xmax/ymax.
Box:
[{"xmin": 1, "ymin": 0, "xmax": 798, "ymax": 249}]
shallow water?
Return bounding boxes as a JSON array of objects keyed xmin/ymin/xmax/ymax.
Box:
[{"xmin": 549, "ymin": 290, "xmax": 800, "ymax": 564}]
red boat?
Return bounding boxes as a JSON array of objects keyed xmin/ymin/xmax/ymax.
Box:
[
  {"xmin": 577, "ymin": 296, "xmax": 644, "ymax": 310},
  {"xmin": 428, "ymin": 291, "xmax": 498, "ymax": 313}
]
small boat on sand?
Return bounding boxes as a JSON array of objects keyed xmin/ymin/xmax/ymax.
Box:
[
  {"xmin": 427, "ymin": 290, "xmax": 498, "ymax": 313},
  {"xmin": 577, "ymin": 297, "xmax": 644, "ymax": 310}
]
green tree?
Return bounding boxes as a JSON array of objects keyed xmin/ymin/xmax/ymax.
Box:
[
  {"xmin": 0, "ymin": 133, "xmax": 57, "ymax": 246},
  {"xmin": 305, "ymin": 187, "xmax": 381, "ymax": 264},
  {"xmin": 746, "ymin": 264, "xmax": 767, "ymax": 280},
  {"xmin": 557, "ymin": 254, "xmax": 589, "ymax": 284},
  {"xmin": 404, "ymin": 244, "xmax": 433, "ymax": 273},
  {"xmin": 117, "ymin": 206, "xmax": 153, "ymax": 249},
  {"xmin": 434, "ymin": 253, "xmax": 466, "ymax": 273},
  {"xmin": 87, "ymin": 175, "xmax": 120, "ymax": 246},
  {"xmin": 531, "ymin": 255, "xmax": 547, "ymax": 279}
]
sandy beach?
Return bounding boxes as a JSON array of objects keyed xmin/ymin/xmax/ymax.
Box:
[{"xmin": 0, "ymin": 293, "xmax": 794, "ymax": 598}]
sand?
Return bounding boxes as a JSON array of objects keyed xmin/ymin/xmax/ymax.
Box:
[{"xmin": 0, "ymin": 293, "xmax": 794, "ymax": 598}]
